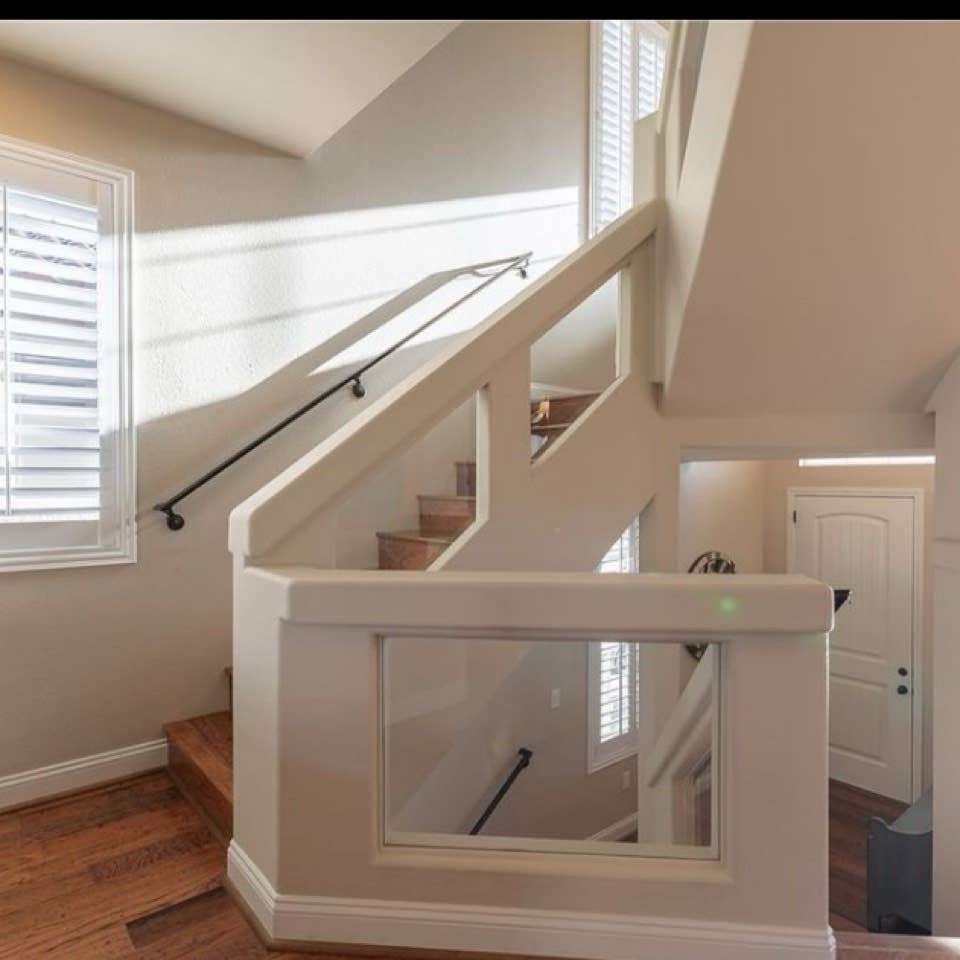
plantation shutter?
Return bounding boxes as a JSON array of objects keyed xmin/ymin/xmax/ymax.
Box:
[
  {"xmin": 591, "ymin": 20, "xmax": 669, "ymax": 236},
  {"xmin": 592, "ymin": 518, "xmax": 641, "ymax": 762},
  {"xmin": 1, "ymin": 185, "xmax": 101, "ymax": 520},
  {"xmin": 0, "ymin": 138, "xmax": 133, "ymax": 571},
  {"xmin": 636, "ymin": 23, "xmax": 668, "ymax": 120},
  {"xmin": 592, "ymin": 19, "xmax": 634, "ymax": 234},
  {"xmin": 598, "ymin": 641, "xmax": 638, "ymax": 743}
]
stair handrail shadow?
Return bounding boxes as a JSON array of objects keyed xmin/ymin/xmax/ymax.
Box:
[{"xmin": 153, "ymin": 251, "xmax": 530, "ymax": 530}]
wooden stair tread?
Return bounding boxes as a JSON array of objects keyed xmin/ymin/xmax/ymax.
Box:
[
  {"xmin": 529, "ymin": 393, "xmax": 600, "ymax": 442},
  {"xmin": 376, "ymin": 529, "xmax": 455, "ymax": 545},
  {"xmin": 417, "ymin": 494, "xmax": 475, "ymax": 503},
  {"xmin": 164, "ymin": 713, "xmax": 233, "ymax": 776},
  {"xmin": 528, "ymin": 391, "xmax": 598, "ymax": 406},
  {"xmin": 164, "ymin": 711, "xmax": 233, "ymax": 843},
  {"xmin": 531, "ymin": 421, "xmax": 579, "ymax": 433}
]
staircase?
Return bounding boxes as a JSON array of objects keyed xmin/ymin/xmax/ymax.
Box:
[
  {"xmin": 162, "ymin": 391, "xmax": 598, "ymax": 835},
  {"xmin": 377, "ymin": 392, "xmax": 598, "ymax": 571}
]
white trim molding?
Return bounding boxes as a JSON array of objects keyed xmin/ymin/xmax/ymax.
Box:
[
  {"xmin": 0, "ymin": 738, "xmax": 167, "ymax": 811},
  {"xmin": 0, "ymin": 132, "xmax": 136, "ymax": 573},
  {"xmin": 228, "ymin": 842, "xmax": 834, "ymax": 960}
]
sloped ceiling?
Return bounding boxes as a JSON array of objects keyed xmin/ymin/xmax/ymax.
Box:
[
  {"xmin": 0, "ymin": 20, "xmax": 460, "ymax": 156},
  {"xmin": 666, "ymin": 20, "xmax": 960, "ymax": 416}
]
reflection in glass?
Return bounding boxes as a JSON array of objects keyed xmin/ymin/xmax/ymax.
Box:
[{"xmin": 381, "ymin": 636, "xmax": 719, "ymax": 859}]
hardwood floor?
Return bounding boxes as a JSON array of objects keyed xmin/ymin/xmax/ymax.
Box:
[
  {"xmin": 830, "ymin": 778, "xmax": 909, "ymax": 931},
  {"xmin": 0, "ymin": 771, "xmax": 305, "ymax": 959},
  {"xmin": 0, "ymin": 768, "xmax": 931, "ymax": 958}
]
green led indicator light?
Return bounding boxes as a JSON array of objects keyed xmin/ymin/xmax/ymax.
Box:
[{"xmin": 717, "ymin": 595, "xmax": 739, "ymax": 616}]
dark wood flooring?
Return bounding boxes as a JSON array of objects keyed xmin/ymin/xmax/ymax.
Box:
[
  {"xmin": 0, "ymin": 769, "xmax": 920, "ymax": 957},
  {"xmin": 829, "ymin": 778, "xmax": 909, "ymax": 931},
  {"xmin": 0, "ymin": 770, "xmax": 305, "ymax": 959}
]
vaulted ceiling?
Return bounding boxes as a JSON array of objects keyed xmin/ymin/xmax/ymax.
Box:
[
  {"xmin": 0, "ymin": 20, "xmax": 460, "ymax": 156},
  {"xmin": 666, "ymin": 19, "xmax": 960, "ymax": 416}
]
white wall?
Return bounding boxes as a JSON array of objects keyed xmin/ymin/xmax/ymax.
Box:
[{"xmin": 0, "ymin": 20, "xmax": 595, "ymax": 782}]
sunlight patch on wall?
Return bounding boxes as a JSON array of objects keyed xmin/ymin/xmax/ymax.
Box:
[
  {"xmin": 798, "ymin": 456, "xmax": 935, "ymax": 467},
  {"xmin": 136, "ymin": 187, "xmax": 580, "ymax": 423}
]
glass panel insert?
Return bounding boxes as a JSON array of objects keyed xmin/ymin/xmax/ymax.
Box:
[{"xmin": 381, "ymin": 635, "xmax": 719, "ymax": 859}]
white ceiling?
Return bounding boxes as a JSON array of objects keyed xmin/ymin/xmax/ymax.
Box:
[
  {"xmin": 0, "ymin": 20, "xmax": 460, "ymax": 156},
  {"xmin": 666, "ymin": 20, "xmax": 960, "ymax": 417}
]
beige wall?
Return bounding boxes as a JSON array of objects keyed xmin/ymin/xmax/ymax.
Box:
[
  {"xmin": 0, "ymin": 20, "xmax": 594, "ymax": 780},
  {"xmin": 677, "ymin": 460, "xmax": 766, "ymax": 572},
  {"xmin": 679, "ymin": 457, "xmax": 934, "ymax": 790}
]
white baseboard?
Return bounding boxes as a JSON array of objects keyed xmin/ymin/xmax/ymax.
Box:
[
  {"xmin": 228, "ymin": 843, "xmax": 835, "ymax": 960},
  {"xmin": 0, "ymin": 738, "xmax": 168, "ymax": 811}
]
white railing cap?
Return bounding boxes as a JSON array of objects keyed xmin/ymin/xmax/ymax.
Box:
[{"xmin": 248, "ymin": 567, "xmax": 834, "ymax": 638}]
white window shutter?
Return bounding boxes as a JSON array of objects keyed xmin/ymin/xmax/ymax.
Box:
[
  {"xmin": 592, "ymin": 19, "xmax": 634, "ymax": 234},
  {"xmin": 0, "ymin": 135, "xmax": 134, "ymax": 571},
  {"xmin": 589, "ymin": 518, "xmax": 641, "ymax": 769},
  {"xmin": 636, "ymin": 22, "xmax": 668, "ymax": 119},
  {"xmin": 1, "ymin": 186, "xmax": 101, "ymax": 519},
  {"xmin": 590, "ymin": 20, "xmax": 669, "ymax": 236}
]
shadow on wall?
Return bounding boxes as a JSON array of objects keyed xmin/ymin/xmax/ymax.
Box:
[
  {"xmin": 0, "ymin": 17, "xmax": 597, "ymax": 781},
  {"xmin": 137, "ymin": 188, "xmax": 580, "ymax": 528}
]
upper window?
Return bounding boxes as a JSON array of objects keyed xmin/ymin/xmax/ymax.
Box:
[
  {"xmin": 589, "ymin": 20, "xmax": 669, "ymax": 236},
  {"xmin": 588, "ymin": 517, "xmax": 641, "ymax": 771},
  {"xmin": 0, "ymin": 136, "xmax": 134, "ymax": 571}
]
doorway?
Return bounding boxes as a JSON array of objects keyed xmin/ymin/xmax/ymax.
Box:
[{"xmin": 787, "ymin": 489, "xmax": 923, "ymax": 804}]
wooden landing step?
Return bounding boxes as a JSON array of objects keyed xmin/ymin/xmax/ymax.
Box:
[{"xmin": 164, "ymin": 711, "xmax": 233, "ymax": 844}]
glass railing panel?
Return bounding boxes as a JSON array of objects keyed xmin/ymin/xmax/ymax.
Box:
[{"xmin": 381, "ymin": 635, "xmax": 719, "ymax": 859}]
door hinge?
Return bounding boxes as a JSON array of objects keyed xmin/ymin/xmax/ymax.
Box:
[{"xmin": 792, "ymin": 510, "xmax": 798, "ymax": 523}]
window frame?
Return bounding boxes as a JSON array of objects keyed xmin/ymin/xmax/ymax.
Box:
[
  {"xmin": 587, "ymin": 517, "xmax": 641, "ymax": 773},
  {"xmin": 0, "ymin": 133, "xmax": 135, "ymax": 572},
  {"xmin": 588, "ymin": 19, "xmax": 669, "ymax": 238}
]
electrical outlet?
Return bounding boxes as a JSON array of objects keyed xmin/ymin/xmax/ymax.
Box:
[
  {"xmin": 621, "ymin": 769, "xmax": 632, "ymax": 791},
  {"xmin": 550, "ymin": 688, "xmax": 561, "ymax": 710}
]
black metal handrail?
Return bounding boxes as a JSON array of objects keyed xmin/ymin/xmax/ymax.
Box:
[
  {"xmin": 469, "ymin": 747, "xmax": 533, "ymax": 835},
  {"xmin": 154, "ymin": 251, "xmax": 531, "ymax": 530}
]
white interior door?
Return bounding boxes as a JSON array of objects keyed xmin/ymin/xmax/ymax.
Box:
[{"xmin": 789, "ymin": 492, "xmax": 917, "ymax": 802}]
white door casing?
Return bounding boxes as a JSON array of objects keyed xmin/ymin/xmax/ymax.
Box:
[{"xmin": 787, "ymin": 489, "xmax": 922, "ymax": 803}]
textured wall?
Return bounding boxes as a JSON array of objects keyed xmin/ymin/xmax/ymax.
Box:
[{"xmin": 0, "ymin": 20, "xmax": 593, "ymax": 779}]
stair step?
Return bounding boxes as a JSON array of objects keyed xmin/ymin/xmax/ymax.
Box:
[
  {"xmin": 529, "ymin": 392, "xmax": 599, "ymax": 429},
  {"xmin": 455, "ymin": 461, "xmax": 476, "ymax": 497},
  {"xmin": 377, "ymin": 530, "xmax": 453, "ymax": 570},
  {"xmin": 164, "ymin": 711, "xmax": 233, "ymax": 844},
  {"xmin": 530, "ymin": 421, "xmax": 579, "ymax": 436},
  {"xmin": 418, "ymin": 494, "xmax": 476, "ymax": 537}
]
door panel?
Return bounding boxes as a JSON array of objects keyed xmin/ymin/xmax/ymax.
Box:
[{"xmin": 791, "ymin": 493, "xmax": 915, "ymax": 802}]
